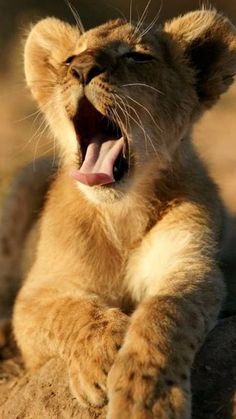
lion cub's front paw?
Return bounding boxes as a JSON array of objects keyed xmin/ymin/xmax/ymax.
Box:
[
  {"xmin": 67, "ymin": 308, "xmax": 129, "ymax": 408},
  {"xmin": 107, "ymin": 348, "xmax": 190, "ymax": 419}
]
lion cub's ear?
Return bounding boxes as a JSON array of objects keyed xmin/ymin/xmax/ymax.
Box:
[
  {"xmin": 24, "ymin": 18, "xmax": 80, "ymax": 103},
  {"xmin": 164, "ymin": 9, "xmax": 236, "ymax": 108}
]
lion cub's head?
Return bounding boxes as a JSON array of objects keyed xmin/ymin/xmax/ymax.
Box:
[{"xmin": 25, "ymin": 9, "xmax": 236, "ymax": 201}]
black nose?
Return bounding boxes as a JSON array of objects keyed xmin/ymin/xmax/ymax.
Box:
[{"xmin": 70, "ymin": 52, "xmax": 105, "ymax": 85}]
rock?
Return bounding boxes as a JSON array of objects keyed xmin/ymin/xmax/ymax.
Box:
[{"xmin": 192, "ymin": 316, "xmax": 236, "ymax": 419}]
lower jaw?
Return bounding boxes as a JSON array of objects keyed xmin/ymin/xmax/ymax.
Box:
[
  {"xmin": 70, "ymin": 152, "xmax": 132, "ymax": 189},
  {"xmin": 76, "ymin": 179, "xmax": 129, "ymax": 204},
  {"xmin": 79, "ymin": 173, "xmax": 130, "ymax": 190},
  {"xmin": 73, "ymin": 166, "xmax": 134, "ymax": 204}
]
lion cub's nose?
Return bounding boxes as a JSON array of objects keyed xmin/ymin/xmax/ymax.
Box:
[{"xmin": 70, "ymin": 51, "xmax": 105, "ymax": 85}]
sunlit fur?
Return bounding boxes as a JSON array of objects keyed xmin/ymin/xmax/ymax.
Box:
[{"xmin": 14, "ymin": 9, "xmax": 236, "ymax": 418}]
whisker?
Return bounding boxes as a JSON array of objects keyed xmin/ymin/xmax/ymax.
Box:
[
  {"xmin": 139, "ymin": 1, "xmax": 163, "ymax": 38},
  {"xmin": 33, "ymin": 121, "xmax": 51, "ymax": 170},
  {"xmin": 111, "ymin": 94, "xmax": 130, "ymax": 135},
  {"xmin": 23, "ymin": 99, "xmax": 53, "ymax": 139},
  {"xmin": 37, "ymin": 143, "xmax": 56, "ymax": 158},
  {"xmin": 12, "ymin": 108, "xmax": 41, "ymax": 124},
  {"xmin": 122, "ymin": 83, "xmax": 164, "ymax": 95},
  {"xmin": 111, "ymin": 95, "xmax": 132, "ymax": 168},
  {"xmin": 17, "ymin": 97, "xmax": 55, "ymax": 155},
  {"xmin": 123, "ymin": 96, "xmax": 169, "ymax": 160},
  {"xmin": 115, "ymin": 94, "xmax": 158, "ymax": 157},
  {"xmin": 110, "ymin": 100, "xmax": 126, "ymax": 138},
  {"xmin": 127, "ymin": 104, "xmax": 157, "ymax": 156},
  {"xmin": 113, "ymin": 106, "xmax": 132, "ymax": 170},
  {"xmin": 65, "ymin": 0, "xmax": 85, "ymax": 33},
  {"xmin": 118, "ymin": 96, "xmax": 144, "ymax": 161},
  {"xmin": 16, "ymin": 117, "xmax": 49, "ymax": 159},
  {"xmin": 134, "ymin": 0, "xmax": 152, "ymax": 35},
  {"xmin": 109, "ymin": 6, "xmax": 127, "ymax": 22},
  {"xmin": 124, "ymin": 94, "xmax": 162, "ymax": 133},
  {"xmin": 123, "ymin": 101, "xmax": 150, "ymax": 156},
  {"xmin": 119, "ymin": 93, "xmax": 159, "ymax": 157},
  {"xmin": 129, "ymin": 0, "xmax": 133, "ymax": 25},
  {"xmin": 29, "ymin": 117, "xmax": 48, "ymax": 146}
]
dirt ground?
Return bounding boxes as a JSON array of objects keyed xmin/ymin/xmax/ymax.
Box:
[{"xmin": 0, "ymin": 316, "xmax": 236, "ymax": 418}]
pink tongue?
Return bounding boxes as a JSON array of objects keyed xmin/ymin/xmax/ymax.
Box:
[{"xmin": 70, "ymin": 137, "xmax": 124, "ymax": 186}]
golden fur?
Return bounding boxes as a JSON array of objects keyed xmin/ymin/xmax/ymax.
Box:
[{"xmin": 13, "ymin": 9, "xmax": 236, "ymax": 418}]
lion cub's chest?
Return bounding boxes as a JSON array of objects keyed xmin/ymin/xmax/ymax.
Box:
[{"xmin": 76, "ymin": 219, "xmax": 143, "ymax": 307}]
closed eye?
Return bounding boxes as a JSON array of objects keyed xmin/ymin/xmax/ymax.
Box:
[
  {"xmin": 124, "ymin": 51, "xmax": 156, "ymax": 63},
  {"xmin": 64, "ymin": 55, "xmax": 76, "ymax": 65}
]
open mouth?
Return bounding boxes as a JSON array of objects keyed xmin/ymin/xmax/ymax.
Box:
[{"xmin": 71, "ymin": 97, "xmax": 129, "ymax": 187}]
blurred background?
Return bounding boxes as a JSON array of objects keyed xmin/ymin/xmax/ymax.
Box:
[{"xmin": 0, "ymin": 0, "xmax": 236, "ymax": 216}]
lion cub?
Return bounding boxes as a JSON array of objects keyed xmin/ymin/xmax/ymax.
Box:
[{"xmin": 13, "ymin": 9, "xmax": 236, "ymax": 419}]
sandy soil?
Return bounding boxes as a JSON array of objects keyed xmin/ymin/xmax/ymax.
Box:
[{"xmin": 0, "ymin": 316, "xmax": 236, "ymax": 418}]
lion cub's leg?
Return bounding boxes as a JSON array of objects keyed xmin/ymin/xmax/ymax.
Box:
[
  {"xmin": 13, "ymin": 284, "xmax": 129, "ymax": 408},
  {"xmin": 107, "ymin": 202, "xmax": 225, "ymax": 419}
]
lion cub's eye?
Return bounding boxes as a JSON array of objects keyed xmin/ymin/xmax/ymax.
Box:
[
  {"xmin": 64, "ymin": 55, "xmax": 76, "ymax": 65},
  {"xmin": 124, "ymin": 51, "xmax": 155, "ymax": 63}
]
